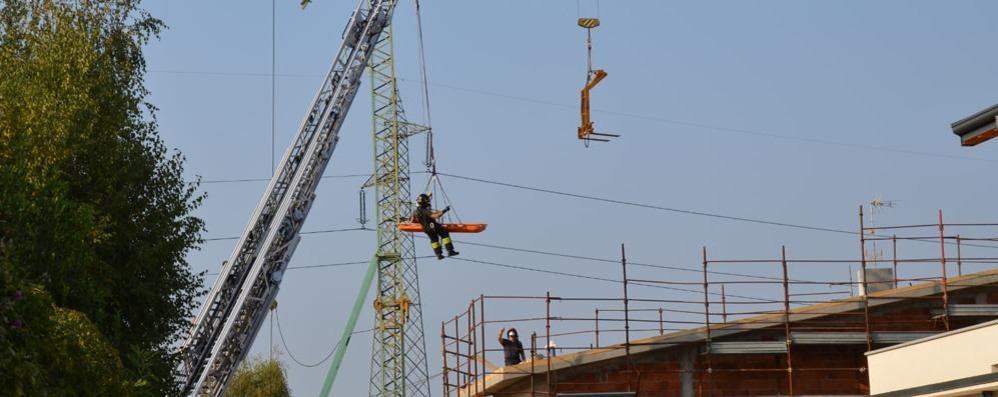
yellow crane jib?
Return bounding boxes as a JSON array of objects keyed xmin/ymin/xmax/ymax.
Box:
[{"xmin": 578, "ymin": 69, "xmax": 607, "ymax": 140}]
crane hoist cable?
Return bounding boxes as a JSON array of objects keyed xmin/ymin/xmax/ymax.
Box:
[
  {"xmin": 398, "ymin": 0, "xmax": 486, "ymax": 235},
  {"xmin": 398, "ymin": 174, "xmax": 486, "ymax": 233},
  {"xmin": 415, "ymin": 0, "xmax": 435, "ymax": 172}
]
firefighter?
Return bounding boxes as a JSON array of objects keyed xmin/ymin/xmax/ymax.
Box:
[{"xmin": 413, "ymin": 193, "xmax": 459, "ymax": 260}]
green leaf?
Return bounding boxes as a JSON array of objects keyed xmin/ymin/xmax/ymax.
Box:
[{"xmin": 1, "ymin": 1, "xmax": 203, "ymax": 394}]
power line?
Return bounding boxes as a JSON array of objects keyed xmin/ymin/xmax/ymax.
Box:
[
  {"xmin": 395, "ymin": 81, "xmax": 991, "ymax": 164},
  {"xmin": 148, "ymin": 69, "xmax": 318, "ymax": 78},
  {"xmin": 413, "ymin": 235, "xmax": 794, "ymax": 282},
  {"xmin": 275, "ymin": 308, "xmax": 374, "ymax": 368},
  {"xmin": 203, "ymin": 227, "xmax": 369, "ymax": 242},
  {"xmin": 201, "ymin": 234, "xmax": 818, "ymax": 305},
  {"xmin": 413, "ymin": 371, "xmax": 442, "ymax": 391},
  {"xmin": 203, "ymin": 226, "xmax": 993, "ymax": 289},
  {"xmin": 438, "ymin": 172, "xmax": 856, "ymax": 236},
  {"xmin": 407, "ymin": 231, "xmax": 846, "ymax": 286},
  {"xmin": 271, "ymin": 0, "xmax": 276, "ymax": 176},
  {"xmin": 206, "ymin": 259, "xmax": 366, "ymax": 276},
  {"xmin": 445, "ymin": 239, "xmax": 823, "ymax": 284},
  {"xmin": 451, "ymin": 256, "xmax": 773, "ymax": 302},
  {"xmin": 438, "ymin": 172, "xmax": 998, "ymax": 250},
  {"xmin": 202, "ymin": 252, "xmax": 774, "ymax": 301},
  {"xmin": 197, "ymin": 171, "xmax": 998, "ymax": 250},
  {"xmin": 203, "ymin": 233, "xmax": 828, "ymax": 301},
  {"xmin": 205, "ymin": 255, "xmax": 436, "ymax": 276},
  {"xmin": 146, "ymin": 69, "xmax": 993, "ymax": 164},
  {"xmin": 196, "ymin": 173, "xmax": 368, "ymax": 185},
  {"xmin": 402, "ymin": 79, "xmax": 993, "ymax": 163},
  {"xmin": 200, "ymin": 168, "xmax": 866, "ymax": 285},
  {"xmin": 194, "ymin": 171, "xmax": 429, "ymax": 185}
]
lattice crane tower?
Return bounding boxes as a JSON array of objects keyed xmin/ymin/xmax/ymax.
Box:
[
  {"xmin": 362, "ymin": 4, "xmax": 432, "ymax": 395},
  {"xmin": 178, "ymin": 0, "xmax": 433, "ymax": 395}
]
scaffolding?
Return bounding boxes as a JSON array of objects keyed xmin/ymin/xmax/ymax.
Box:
[{"xmin": 441, "ymin": 209, "xmax": 998, "ymax": 396}]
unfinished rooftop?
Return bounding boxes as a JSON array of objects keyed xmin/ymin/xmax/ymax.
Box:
[{"xmin": 441, "ymin": 210, "xmax": 998, "ymax": 397}]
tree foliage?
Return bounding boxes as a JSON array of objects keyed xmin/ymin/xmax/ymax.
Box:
[
  {"xmin": 0, "ymin": 281, "xmax": 130, "ymax": 395},
  {"xmin": 225, "ymin": 356, "xmax": 293, "ymax": 397},
  {"xmin": 0, "ymin": 0, "xmax": 205, "ymax": 394}
]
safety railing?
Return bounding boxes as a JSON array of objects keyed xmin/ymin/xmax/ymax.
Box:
[{"xmin": 441, "ymin": 209, "xmax": 998, "ymax": 397}]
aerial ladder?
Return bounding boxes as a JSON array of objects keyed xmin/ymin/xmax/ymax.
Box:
[{"xmin": 178, "ymin": 0, "xmax": 401, "ymax": 395}]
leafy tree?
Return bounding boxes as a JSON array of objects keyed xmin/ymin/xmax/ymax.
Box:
[
  {"xmin": 0, "ymin": 0, "xmax": 205, "ymax": 394},
  {"xmin": 0, "ymin": 282, "xmax": 129, "ymax": 395},
  {"xmin": 225, "ymin": 356, "xmax": 293, "ymax": 397}
]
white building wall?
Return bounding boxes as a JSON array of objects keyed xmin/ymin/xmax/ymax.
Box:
[{"xmin": 867, "ymin": 320, "xmax": 998, "ymax": 394}]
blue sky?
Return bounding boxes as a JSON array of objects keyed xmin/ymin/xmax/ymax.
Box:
[{"xmin": 143, "ymin": 0, "xmax": 998, "ymax": 395}]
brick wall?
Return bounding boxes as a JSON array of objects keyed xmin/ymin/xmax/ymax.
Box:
[{"xmin": 489, "ymin": 288, "xmax": 995, "ymax": 396}]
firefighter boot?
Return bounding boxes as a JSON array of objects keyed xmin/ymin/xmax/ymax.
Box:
[
  {"xmin": 443, "ymin": 237, "xmax": 459, "ymax": 257},
  {"xmin": 432, "ymin": 241, "xmax": 445, "ymax": 260}
]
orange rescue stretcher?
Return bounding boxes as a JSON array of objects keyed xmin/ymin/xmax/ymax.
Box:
[{"xmin": 398, "ymin": 223, "xmax": 487, "ymax": 233}]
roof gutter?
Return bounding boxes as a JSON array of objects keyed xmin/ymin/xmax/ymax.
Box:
[{"xmin": 951, "ymin": 104, "xmax": 998, "ymax": 146}]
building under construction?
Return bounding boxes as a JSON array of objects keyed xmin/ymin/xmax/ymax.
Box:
[
  {"xmin": 160, "ymin": 0, "xmax": 998, "ymax": 394},
  {"xmin": 441, "ymin": 210, "xmax": 998, "ymax": 396}
]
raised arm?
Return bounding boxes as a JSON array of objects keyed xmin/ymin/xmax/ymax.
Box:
[
  {"xmin": 497, "ymin": 327, "xmax": 506, "ymax": 343},
  {"xmin": 430, "ymin": 206, "xmax": 450, "ymax": 220}
]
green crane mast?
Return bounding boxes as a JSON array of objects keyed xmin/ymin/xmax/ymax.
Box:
[
  {"xmin": 365, "ymin": 13, "xmax": 432, "ymax": 397},
  {"xmin": 316, "ymin": 2, "xmax": 432, "ymax": 395}
]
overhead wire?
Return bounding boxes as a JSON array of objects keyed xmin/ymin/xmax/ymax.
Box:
[
  {"xmin": 148, "ymin": 69, "xmax": 319, "ymax": 78},
  {"xmin": 202, "ymin": 226, "xmax": 982, "ymax": 298},
  {"xmin": 198, "ymin": 171, "xmax": 998, "ymax": 250},
  {"xmin": 415, "ymin": 81, "xmax": 993, "ymax": 163},
  {"xmin": 163, "ymin": 6, "xmax": 994, "ymax": 388},
  {"xmin": 413, "ymin": 0, "xmax": 466, "ymax": 234},
  {"xmin": 198, "ymin": 238, "xmax": 832, "ymax": 306},
  {"xmin": 394, "ymin": 77, "xmax": 995, "ymax": 164},
  {"xmin": 576, "ymin": 0, "xmax": 600, "ymax": 18},
  {"xmin": 438, "ymin": 172, "xmax": 856, "ymax": 235},
  {"xmin": 436, "ymin": 171, "xmax": 998, "ymax": 250},
  {"xmin": 437, "ymin": 238, "xmax": 833, "ymax": 284},
  {"xmin": 414, "ymin": 0, "xmax": 431, "ymax": 126},
  {"xmin": 237, "ymin": 235, "xmax": 972, "ymax": 370},
  {"xmin": 413, "ymin": 371, "xmax": 442, "ymax": 391},
  {"xmin": 194, "ymin": 39, "xmax": 993, "ymax": 310},
  {"xmin": 147, "ymin": 68, "xmax": 996, "ymax": 165},
  {"xmin": 206, "ymin": 259, "xmax": 367, "ymax": 276},
  {"xmin": 271, "ymin": 0, "xmax": 276, "ymax": 176},
  {"xmin": 200, "ymin": 250, "xmax": 778, "ymax": 303},
  {"xmin": 205, "ymin": 255, "xmax": 437, "ymax": 277},
  {"xmin": 203, "ymin": 227, "xmax": 368, "ymax": 242},
  {"xmin": 451, "ymin": 256, "xmax": 774, "ymax": 302},
  {"xmin": 270, "ymin": 0, "xmax": 277, "ymax": 362},
  {"xmin": 202, "ymin": 220, "xmax": 830, "ymax": 288},
  {"xmin": 196, "ymin": 172, "xmax": 429, "ymax": 185},
  {"xmin": 413, "ymin": 0, "xmax": 435, "ymax": 172},
  {"xmin": 275, "ymin": 308, "xmax": 374, "ymax": 368},
  {"xmin": 199, "ymin": 170, "xmax": 998, "ymax": 257}
]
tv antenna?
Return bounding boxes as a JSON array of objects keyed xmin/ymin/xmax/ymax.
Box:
[{"xmin": 866, "ymin": 194, "xmax": 898, "ymax": 266}]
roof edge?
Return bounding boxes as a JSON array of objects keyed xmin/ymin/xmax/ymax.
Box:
[{"xmin": 951, "ymin": 103, "xmax": 998, "ymax": 136}]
